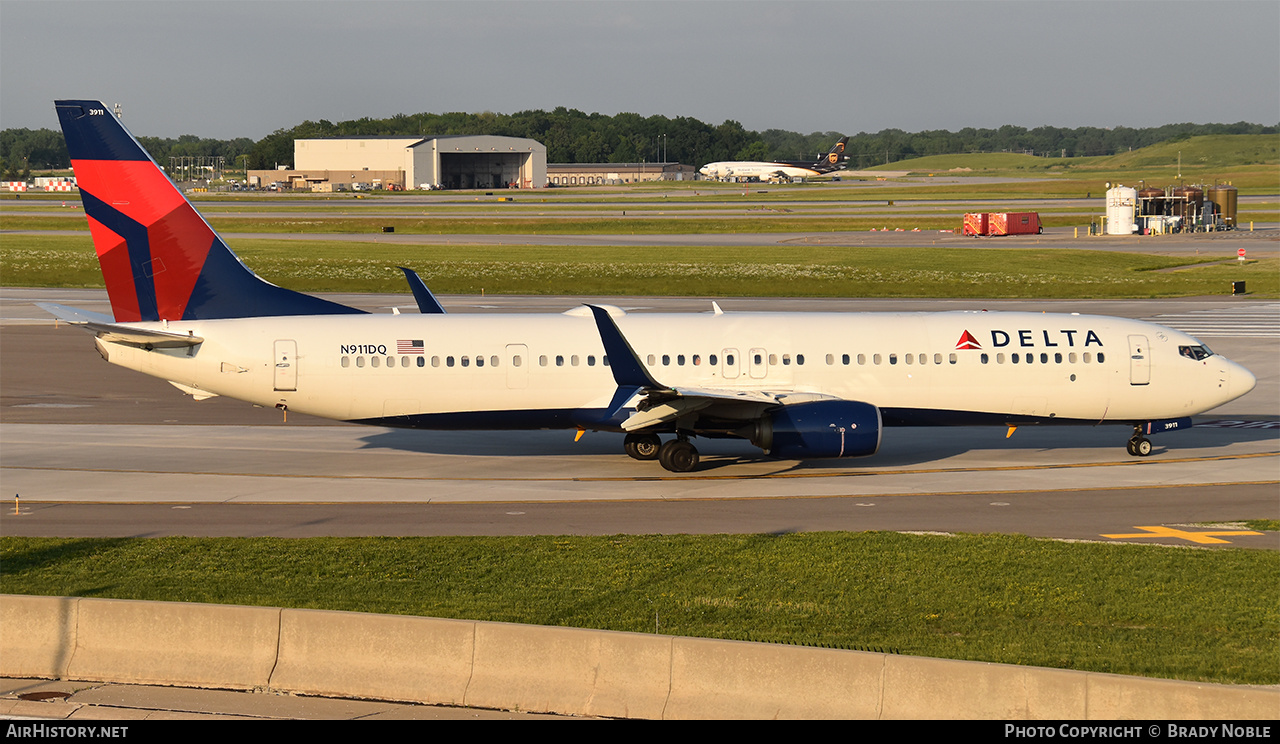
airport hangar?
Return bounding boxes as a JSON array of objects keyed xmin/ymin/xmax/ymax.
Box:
[
  {"xmin": 247, "ymin": 136, "xmax": 698, "ymax": 190},
  {"xmin": 249, "ymin": 134, "xmax": 547, "ymax": 191}
]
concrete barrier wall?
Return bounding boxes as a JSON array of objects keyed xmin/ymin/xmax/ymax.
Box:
[{"xmin": 3, "ymin": 594, "xmax": 1276, "ymax": 719}]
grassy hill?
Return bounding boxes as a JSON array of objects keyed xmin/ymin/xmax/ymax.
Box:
[
  {"xmin": 868, "ymin": 135, "xmax": 1279, "ymax": 193},
  {"xmin": 877, "ymin": 134, "xmax": 1278, "ymax": 174}
]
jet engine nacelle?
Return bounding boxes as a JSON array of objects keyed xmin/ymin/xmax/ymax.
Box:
[{"xmin": 755, "ymin": 400, "xmax": 882, "ymax": 459}]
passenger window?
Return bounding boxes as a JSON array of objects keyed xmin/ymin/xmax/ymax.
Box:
[
  {"xmin": 769, "ymin": 354, "xmax": 778, "ymax": 365},
  {"xmin": 416, "ymin": 356, "xmax": 425, "ymax": 367},
  {"xmin": 401, "ymin": 357, "xmax": 410, "ymax": 368},
  {"xmin": 826, "ymin": 354, "xmax": 834, "ymax": 365},
  {"xmin": 754, "ymin": 353, "xmax": 762, "ymax": 365},
  {"xmin": 1011, "ymin": 354, "xmax": 1019, "ymax": 364},
  {"xmin": 948, "ymin": 353, "xmax": 957, "ymax": 364},
  {"xmin": 461, "ymin": 356, "xmax": 470, "ymax": 367},
  {"xmin": 934, "ymin": 353, "xmax": 942, "ymax": 365},
  {"xmin": 513, "ymin": 355, "xmax": 522, "ymax": 367},
  {"xmin": 677, "ymin": 355, "xmax": 685, "ymax": 366},
  {"xmin": 873, "ymin": 354, "xmax": 881, "ymax": 365},
  {"xmin": 1097, "ymin": 352, "xmax": 1105, "ymax": 363},
  {"xmin": 980, "ymin": 353, "xmax": 989, "ymax": 364},
  {"xmin": 647, "ymin": 354, "xmax": 656, "ymax": 366},
  {"xmin": 997, "ymin": 353, "xmax": 1005, "ymax": 364},
  {"xmin": 1069, "ymin": 353, "xmax": 1077, "ymax": 363},
  {"xmin": 782, "ymin": 354, "xmax": 791, "ymax": 366},
  {"xmin": 709, "ymin": 354, "xmax": 717, "ymax": 365},
  {"xmin": 1040, "ymin": 353, "xmax": 1048, "ymax": 364},
  {"xmin": 447, "ymin": 356, "xmax": 455, "ymax": 367},
  {"xmin": 432, "ymin": 356, "xmax": 440, "ymax": 367},
  {"xmin": 341, "ymin": 356, "xmax": 350, "ymax": 368},
  {"xmin": 904, "ymin": 354, "xmax": 913, "ymax": 365},
  {"xmin": 490, "ymin": 355, "xmax": 499, "ymax": 367},
  {"xmin": 539, "ymin": 355, "xmax": 548, "ymax": 367},
  {"xmin": 604, "ymin": 356, "xmax": 610, "ymax": 366},
  {"xmin": 475, "ymin": 356, "xmax": 484, "ymax": 367},
  {"xmin": 855, "ymin": 354, "xmax": 863, "ymax": 365},
  {"xmin": 556, "ymin": 355, "xmax": 564, "ymax": 367},
  {"xmin": 587, "ymin": 355, "xmax": 596, "ymax": 366},
  {"xmin": 692, "ymin": 354, "xmax": 701, "ymax": 366},
  {"xmin": 1054, "ymin": 353, "xmax": 1062, "ymax": 363},
  {"xmin": 726, "ymin": 354, "xmax": 735, "ymax": 365},
  {"xmin": 1083, "ymin": 353, "xmax": 1092, "ymax": 363},
  {"xmin": 797, "ymin": 354, "xmax": 804, "ymax": 365},
  {"xmin": 371, "ymin": 356, "xmax": 380, "ymax": 368},
  {"xmin": 889, "ymin": 354, "xmax": 897, "ymax": 365},
  {"xmin": 662, "ymin": 355, "xmax": 670, "ymax": 366},
  {"xmin": 571, "ymin": 355, "xmax": 579, "ymax": 366},
  {"xmin": 356, "ymin": 356, "xmax": 365, "ymax": 368}
]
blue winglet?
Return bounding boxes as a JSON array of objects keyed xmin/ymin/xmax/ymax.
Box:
[
  {"xmin": 398, "ymin": 267, "xmax": 447, "ymax": 314},
  {"xmin": 586, "ymin": 305, "xmax": 664, "ymax": 390}
]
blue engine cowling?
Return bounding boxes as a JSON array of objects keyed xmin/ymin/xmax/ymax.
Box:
[{"xmin": 756, "ymin": 401, "xmax": 882, "ymax": 459}]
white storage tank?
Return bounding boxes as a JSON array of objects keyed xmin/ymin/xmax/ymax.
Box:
[{"xmin": 1106, "ymin": 185, "xmax": 1138, "ymax": 234}]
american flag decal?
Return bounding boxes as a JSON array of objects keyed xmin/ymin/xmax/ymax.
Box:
[{"xmin": 397, "ymin": 339, "xmax": 425, "ymax": 354}]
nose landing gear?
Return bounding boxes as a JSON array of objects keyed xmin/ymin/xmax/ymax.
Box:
[{"xmin": 1127, "ymin": 428, "xmax": 1153, "ymax": 457}]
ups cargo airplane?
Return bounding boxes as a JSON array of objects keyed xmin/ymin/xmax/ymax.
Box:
[
  {"xmin": 44, "ymin": 100, "xmax": 1255, "ymax": 473},
  {"xmin": 698, "ymin": 136, "xmax": 848, "ymax": 181}
]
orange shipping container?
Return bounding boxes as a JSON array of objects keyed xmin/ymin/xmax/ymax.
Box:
[
  {"xmin": 988, "ymin": 212, "xmax": 1041, "ymax": 236},
  {"xmin": 962, "ymin": 213, "xmax": 988, "ymax": 236}
]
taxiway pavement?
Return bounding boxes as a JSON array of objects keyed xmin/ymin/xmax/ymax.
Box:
[{"xmin": 2, "ymin": 290, "xmax": 1276, "ymax": 547}]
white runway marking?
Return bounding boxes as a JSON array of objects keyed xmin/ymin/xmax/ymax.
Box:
[{"xmin": 1146, "ymin": 303, "xmax": 1280, "ymax": 338}]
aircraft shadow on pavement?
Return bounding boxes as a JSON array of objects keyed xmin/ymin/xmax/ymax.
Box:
[{"xmin": 354, "ymin": 418, "xmax": 1277, "ymax": 470}]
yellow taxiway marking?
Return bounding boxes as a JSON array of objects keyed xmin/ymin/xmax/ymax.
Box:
[{"xmin": 1102, "ymin": 525, "xmax": 1264, "ymax": 544}]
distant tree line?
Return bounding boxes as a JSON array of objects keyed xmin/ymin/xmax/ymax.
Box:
[{"xmin": 3, "ymin": 112, "xmax": 1275, "ymax": 178}]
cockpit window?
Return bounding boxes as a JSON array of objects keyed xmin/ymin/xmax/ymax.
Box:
[{"xmin": 1179, "ymin": 345, "xmax": 1213, "ymax": 361}]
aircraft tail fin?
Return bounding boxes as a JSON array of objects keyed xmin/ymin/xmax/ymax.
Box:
[
  {"xmin": 814, "ymin": 136, "xmax": 849, "ymax": 171},
  {"xmin": 54, "ymin": 100, "xmax": 363, "ymax": 322}
]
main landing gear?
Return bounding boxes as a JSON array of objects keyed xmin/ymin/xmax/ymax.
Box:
[
  {"xmin": 1127, "ymin": 427, "xmax": 1153, "ymax": 457},
  {"xmin": 624, "ymin": 432, "xmax": 700, "ymax": 473},
  {"xmin": 623, "ymin": 432, "xmax": 661, "ymax": 460}
]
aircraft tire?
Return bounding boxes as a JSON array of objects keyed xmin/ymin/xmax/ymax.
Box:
[
  {"xmin": 1128, "ymin": 435, "xmax": 1153, "ymax": 457},
  {"xmin": 658, "ymin": 440, "xmax": 699, "ymax": 473},
  {"xmin": 624, "ymin": 432, "xmax": 662, "ymax": 461}
]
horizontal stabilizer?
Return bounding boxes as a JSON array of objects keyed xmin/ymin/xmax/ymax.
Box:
[
  {"xmin": 39, "ymin": 302, "xmax": 203, "ymax": 348},
  {"xmin": 37, "ymin": 302, "xmax": 115, "ymax": 325},
  {"xmin": 86, "ymin": 322, "xmax": 204, "ymax": 348}
]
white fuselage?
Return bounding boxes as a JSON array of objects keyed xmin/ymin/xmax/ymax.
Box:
[
  {"xmin": 698, "ymin": 162, "xmax": 824, "ymax": 180},
  {"xmin": 95, "ymin": 309, "xmax": 1255, "ymax": 431}
]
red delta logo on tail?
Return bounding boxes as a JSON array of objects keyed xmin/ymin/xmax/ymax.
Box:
[
  {"xmin": 74, "ymin": 159, "xmax": 215, "ymax": 322},
  {"xmin": 55, "ymin": 100, "xmax": 362, "ymax": 322},
  {"xmin": 955, "ymin": 330, "xmax": 982, "ymax": 350}
]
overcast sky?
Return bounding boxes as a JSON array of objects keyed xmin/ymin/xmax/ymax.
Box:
[{"xmin": 3, "ymin": 0, "xmax": 1277, "ymax": 140}]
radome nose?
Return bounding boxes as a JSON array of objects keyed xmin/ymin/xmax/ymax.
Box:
[{"xmin": 1226, "ymin": 361, "xmax": 1257, "ymax": 402}]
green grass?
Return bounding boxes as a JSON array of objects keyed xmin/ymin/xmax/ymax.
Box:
[
  {"xmin": 2, "ymin": 533, "xmax": 1275, "ymax": 685},
  {"xmin": 2, "ymin": 233, "xmax": 1273, "ymax": 298}
]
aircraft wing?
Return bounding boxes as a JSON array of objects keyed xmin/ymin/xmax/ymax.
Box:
[
  {"xmin": 585, "ymin": 304, "xmax": 839, "ymax": 430},
  {"xmin": 618, "ymin": 386, "xmax": 838, "ymax": 431},
  {"xmin": 38, "ymin": 302, "xmax": 204, "ymax": 348}
]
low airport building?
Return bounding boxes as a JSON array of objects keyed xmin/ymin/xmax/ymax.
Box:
[
  {"xmin": 249, "ymin": 135, "xmax": 547, "ymax": 191},
  {"xmin": 547, "ymin": 162, "xmax": 695, "ymax": 186}
]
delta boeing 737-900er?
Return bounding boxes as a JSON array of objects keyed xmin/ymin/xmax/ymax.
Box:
[{"xmin": 43, "ymin": 100, "xmax": 1256, "ymax": 472}]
